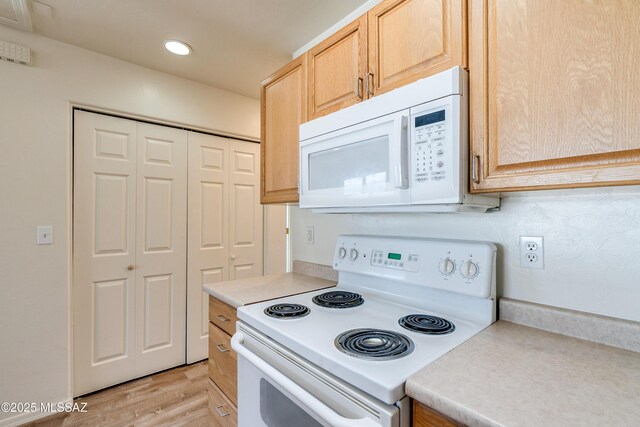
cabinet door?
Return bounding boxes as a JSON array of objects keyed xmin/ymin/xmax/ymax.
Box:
[
  {"xmin": 208, "ymin": 324, "xmax": 237, "ymax": 406},
  {"xmin": 413, "ymin": 401, "xmax": 462, "ymax": 427},
  {"xmin": 208, "ymin": 379, "xmax": 238, "ymax": 427},
  {"xmin": 308, "ymin": 15, "xmax": 367, "ymax": 120},
  {"xmin": 368, "ymin": 0, "xmax": 467, "ymax": 97},
  {"xmin": 470, "ymin": 0, "xmax": 640, "ymax": 192},
  {"xmin": 261, "ymin": 54, "xmax": 307, "ymax": 204}
]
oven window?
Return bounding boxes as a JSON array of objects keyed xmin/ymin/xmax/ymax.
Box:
[
  {"xmin": 260, "ymin": 379, "xmax": 323, "ymax": 427},
  {"xmin": 308, "ymin": 135, "xmax": 390, "ymax": 193}
]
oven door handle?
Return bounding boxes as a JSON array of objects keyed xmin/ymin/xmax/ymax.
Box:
[{"xmin": 231, "ymin": 332, "xmax": 381, "ymax": 427}]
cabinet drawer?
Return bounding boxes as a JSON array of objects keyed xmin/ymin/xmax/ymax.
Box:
[
  {"xmin": 209, "ymin": 296, "xmax": 237, "ymax": 336},
  {"xmin": 208, "ymin": 379, "xmax": 238, "ymax": 427},
  {"xmin": 208, "ymin": 323, "xmax": 237, "ymax": 406}
]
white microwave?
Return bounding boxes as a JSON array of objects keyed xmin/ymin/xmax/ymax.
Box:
[{"xmin": 299, "ymin": 67, "xmax": 499, "ymax": 213}]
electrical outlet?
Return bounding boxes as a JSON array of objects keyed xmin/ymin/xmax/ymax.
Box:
[
  {"xmin": 520, "ymin": 236, "xmax": 544, "ymax": 269},
  {"xmin": 306, "ymin": 226, "xmax": 314, "ymax": 245}
]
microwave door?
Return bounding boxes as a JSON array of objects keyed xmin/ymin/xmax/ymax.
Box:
[{"xmin": 300, "ymin": 111, "xmax": 411, "ymax": 208}]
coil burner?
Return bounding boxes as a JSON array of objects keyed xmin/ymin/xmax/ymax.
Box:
[
  {"xmin": 335, "ymin": 329, "xmax": 414, "ymax": 360},
  {"xmin": 312, "ymin": 291, "xmax": 364, "ymax": 309},
  {"xmin": 398, "ymin": 314, "xmax": 455, "ymax": 335},
  {"xmin": 264, "ymin": 303, "xmax": 310, "ymax": 319}
]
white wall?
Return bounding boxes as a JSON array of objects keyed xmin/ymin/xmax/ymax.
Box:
[
  {"xmin": 291, "ymin": 186, "xmax": 640, "ymax": 323},
  {"xmin": 264, "ymin": 205, "xmax": 287, "ymax": 274},
  {"xmin": 0, "ymin": 26, "xmax": 259, "ymax": 426},
  {"xmin": 292, "ymin": 0, "xmax": 382, "ymax": 58}
]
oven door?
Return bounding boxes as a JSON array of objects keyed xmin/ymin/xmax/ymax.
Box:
[
  {"xmin": 231, "ymin": 323, "xmax": 400, "ymax": 427},
  {"xmin": 299, "ymin": 109, "xmax": 411, "ymax": 209}
]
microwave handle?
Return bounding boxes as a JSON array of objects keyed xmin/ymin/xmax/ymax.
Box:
[
  {"xmin": 232, "ymin": 332, "xmax": 381, "ymax": 427},
  {"xmin": 393, "ymin": 115, "xmax": 409, "ymax": 189}
]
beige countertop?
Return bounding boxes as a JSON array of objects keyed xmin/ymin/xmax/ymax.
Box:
[
  {"xmin": 406, "ymin": 320, "xmax": 640, "ymax": 427},
  {"xmin": 202, "ymin": 272, "xmax": 336, "ymax": 308}
]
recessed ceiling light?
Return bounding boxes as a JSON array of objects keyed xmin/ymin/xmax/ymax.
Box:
[{"xmin": 164, "ymin": 40, "xmax": 191, "ymax": 56}]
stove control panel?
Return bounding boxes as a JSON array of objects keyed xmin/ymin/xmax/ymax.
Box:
[
  {"xmin": 370, "ymin": 250, "xmax": 420, "ymax": 272},
  {"xmin": 333, "ymin": 235, "xmax": 497, "ymax": 299}
]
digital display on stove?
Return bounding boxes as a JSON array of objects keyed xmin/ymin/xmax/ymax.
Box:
[{"xmin": 387, "ymin": 252, "xmax": 401, "ymax": 260}]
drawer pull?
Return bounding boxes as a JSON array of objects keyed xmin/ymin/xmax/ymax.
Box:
[
  {"xmin": 216, "ymin": 344, "xmax": 230, "ymax": 353},
  {"xmin": 215, "ymin": 405, "xmax": 229, "ymax": 417},
  {"xmin": 216, "ymin": 314, "xmax": 229, "ymax": 322}
]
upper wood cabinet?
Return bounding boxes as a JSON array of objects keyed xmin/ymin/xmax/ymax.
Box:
[
  {"xmin": 469, "ymin": 0, "xmax": 640, "ymax": 192},
  {"xmin": 260, "ymin": 54, "xmax": 307, "ymax": 204},
  {"xmin": 307, "ymin": 16, "xmax": 368, "ymax": 120},
  {"xmin": 368, "ymin": 0, "xmax": 467, "ymax": 96}
]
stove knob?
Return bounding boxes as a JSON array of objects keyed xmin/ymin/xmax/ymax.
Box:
[
  {"xmin": 461, "ymin": 260, "xmax": 479, "ymax": 279},
  {"xmin": 338, "ymin": 247, "xmax": 347, "ymax": 259},
  {"xmin": 438, "ymin": 258, "xmax": 455, "ymax": 275},
  {"xmin": 349, "ymin": 248, "xmax": 359, "ymax": 261}
]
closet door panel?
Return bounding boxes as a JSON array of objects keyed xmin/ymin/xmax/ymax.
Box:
[
  {"xmin": 229, "ymin": 141, "xmax": 263, "ymax": 280},
  {"xmin": 73, "ymin": 111, "xmax": 138, "ymax": 396},
  {"xmin": 187, "ymin": 132, "xmax": 230, "ymax": 363},
  {"xmin": 135, "ymin": 123, "xmax": 187, "ymax": 375}
]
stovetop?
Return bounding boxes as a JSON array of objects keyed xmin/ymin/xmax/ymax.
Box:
[
  {"xmin": 237, "ymin": 235, "xmax": 497, "ymax": 404},
  {"xmin": 238, "ymin": 286, "xmax": 486, "ymax": 404}
]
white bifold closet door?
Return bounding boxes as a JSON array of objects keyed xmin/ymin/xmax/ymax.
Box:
[
  {"xmin": 186, "ymin": 132, "xmax": 263, "ymax": 362},
  {"xmin": 73, "ymin": 111, "xmax": 187, "ymax": 396}
]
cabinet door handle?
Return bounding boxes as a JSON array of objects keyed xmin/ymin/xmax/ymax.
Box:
[
  {"xmin": 367, "ymin": 73, "xmax": 374, "ymax": 97},
  {"xmin": 472, "ymin": 155, "xmax": 481, "ymax": 184},
  {"xmin": 216, "ymin": 314, "xmax": 229, "ymax": 322},
  {"xmin": 356, "ymin": 77, "xmax": 363, "ymax": 99},
  {"xmin": 216, "ymin": 344, "xmax": 230, "ymax": 353},
  {"xmin": 215, "ymin": 405, "xmax": 229, "ymax": 417}
]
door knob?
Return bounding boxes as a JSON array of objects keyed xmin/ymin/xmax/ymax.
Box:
[
  {"xmin": 230, "ymin": 255, "xmax": 236, "ymax": 261},
  {"xmin": 127, "ymin": 265, "xmax": 134, "ymax": 271}
]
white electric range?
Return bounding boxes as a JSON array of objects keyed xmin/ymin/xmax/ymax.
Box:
[{"xmin": 232, "ymin": 235, "xmax": 497, "ymax": 427}]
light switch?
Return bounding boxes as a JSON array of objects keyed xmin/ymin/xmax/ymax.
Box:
[{"xmin": 37, "ymin": 226, "xmax": 53, "ymax": 245}]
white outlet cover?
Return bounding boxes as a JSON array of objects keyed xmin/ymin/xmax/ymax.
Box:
[
  {"xmin": 37, "ymin": 226, "xmax": 53, "ymax": 245},
  {"xmin": 306, "ymin": 226, "xmax": 314, "ymax": 245},
  {"xmin": 520, "ymin": 236, "xmax": 544, "ymax": 269}
]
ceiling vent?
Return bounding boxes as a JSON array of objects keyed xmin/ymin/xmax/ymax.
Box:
[{"xmin": 0, "ymin": 0, "xmax": 33, "ymax": 32}]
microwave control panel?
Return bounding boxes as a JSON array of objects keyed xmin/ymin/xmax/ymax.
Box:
[{"xmin": 413, "ymin": 109, "xmax": 448, "ymax": 183}]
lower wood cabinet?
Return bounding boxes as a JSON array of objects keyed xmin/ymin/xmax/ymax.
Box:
[
  {"xmin": 208, "ymin": 296, "xmax": 238, "ymax": 426},
  {"xmin": 209, "ymin": 296, "xmax": 238, "ymax": 337},
  {"xmin": 208, "ymin": 323, "xmax": 237, "ymax": 406},
  {"xmin": 208, "ymin": 379, "xmax": 238, "ymax": 427},
  {"xmin": 413, "ymin": 401, "xmax": 463, "ymax": 427}
]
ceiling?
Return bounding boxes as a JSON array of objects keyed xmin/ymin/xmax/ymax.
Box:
[{"xmin": 10, "ymin": 0, "xmax": 369, "ymax": 98}]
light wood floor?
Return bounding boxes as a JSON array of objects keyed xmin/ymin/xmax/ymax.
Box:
[{"xmin": 27, "ymin": 361, "xmax": 213, "ymax": 427}]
